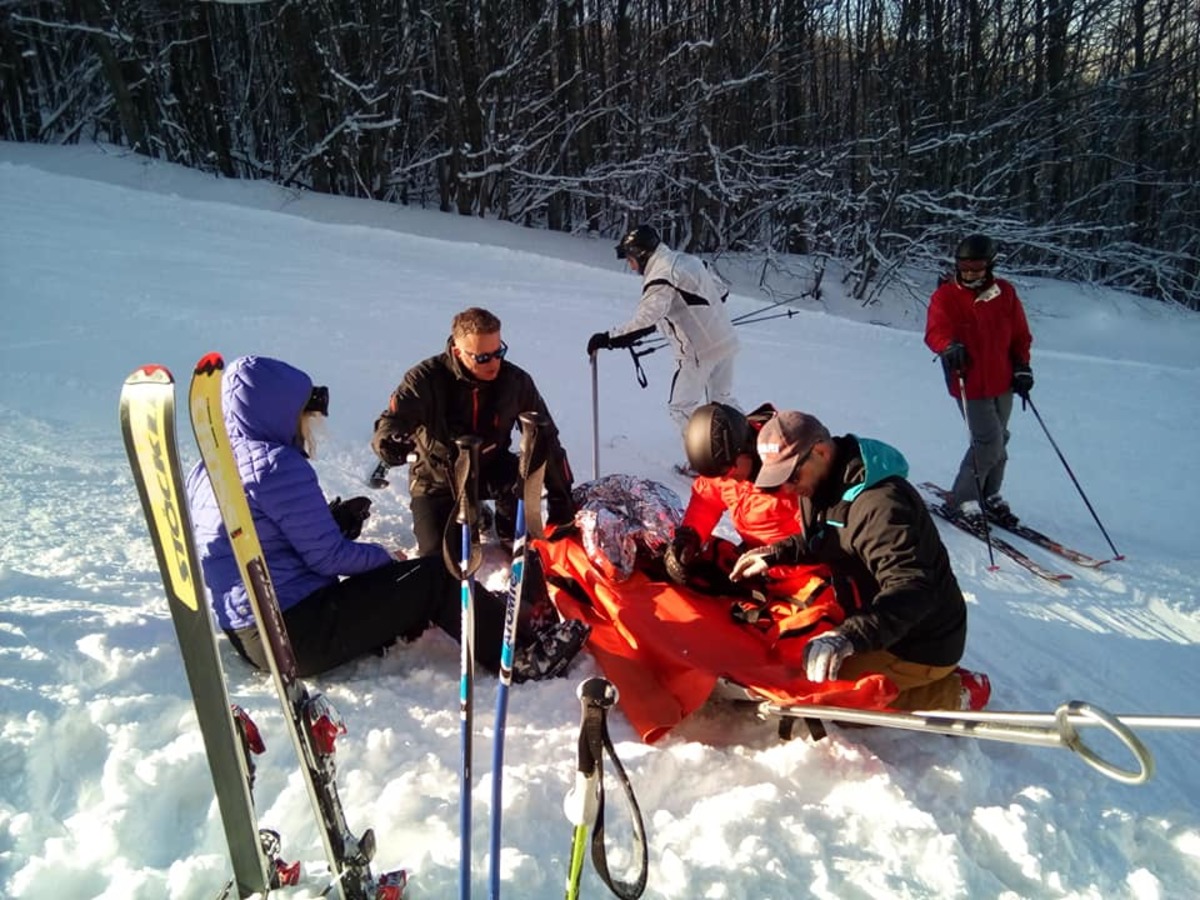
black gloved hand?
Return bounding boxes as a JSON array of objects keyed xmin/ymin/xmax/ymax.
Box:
[
  {"xmin": 372, "ymin": 429, "xmax": 414, "ymax": 467},
  {"xmin": 1012, "ymin": 363, "xmax": 1034, "ymax": 398},
  {"xmin": 609, "ymin": 325, "xmax": 656, "ymax": 349},
  {"xmin": 664, "ymin": 526, "xmax": 702, "ymax": 585},
  {"xmin": 586, "ymin": 331, "xmax": 612, "ymax": 356},
  {"xmin": 329, "ymin": 495, "xmax": 372, "ymax": 539},
  {"xmin": 940, "ymin": 341, "xmax": 969, "ymax": 375}
]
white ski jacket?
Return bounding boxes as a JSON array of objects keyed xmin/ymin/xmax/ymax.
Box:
[{"xmin": 611, "ymin": 245, "xmax": 739, "ymax": 364}]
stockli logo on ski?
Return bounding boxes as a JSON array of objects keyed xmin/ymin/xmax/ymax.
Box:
[{"xmin": 124, "ymin": 365, "xmax": 198, "ymax": 608}]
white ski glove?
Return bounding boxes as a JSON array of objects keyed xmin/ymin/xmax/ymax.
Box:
[
  {"xmin": 802, "ymin": 632, "xmax": 854, "ymax": 682},
  {"xmin": 730, "ymin": 547, "xmax": 774, "ymax": 581}
]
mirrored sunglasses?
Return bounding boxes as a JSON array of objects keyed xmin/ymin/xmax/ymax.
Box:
[{"xmin": 467, "ymin": 341, "xmax": 508, "ymax": 365}]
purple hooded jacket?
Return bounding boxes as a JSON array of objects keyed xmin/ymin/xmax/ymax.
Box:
[{"xmin": 186, "ymin": 355, "xmax": 393, "ymax": 631}]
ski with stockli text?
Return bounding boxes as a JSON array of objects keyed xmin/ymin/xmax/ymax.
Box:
[
  {"xmin": 922, "ymin": 492, "xmax": 1071, "ymax": 583},
  {"xmin": 188, "ymin": 353, "xmax": 406, "ymax": 900},
  {"xmin": 120, "ymin": 364, "xmax": 298, "ymax": 898},
  {"xmin": 919, "ymin": 483, "xmax": 1109, "ymax": 569}
]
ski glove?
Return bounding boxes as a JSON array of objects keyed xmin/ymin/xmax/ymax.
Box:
[
  {"xmin": 587, "ymin": 331, "xmax": 612, "ymax": 356},
  {"xmin": 372, "ymin": 429, "xmax": 415, "ymax": 467},
  {"xmin": 939, "ymin": 341, "xmax": 969, "ymax": 375},
  {"xmin": 729, "ymin": 545, "xmax": 777, "ymax": 582},
  {"xmin": 802, "ymin": 631, "xmax": 854, "ymax": 683},
  {"xmin": 664, "ymin": 525, "xmax": 702, "ymax": 585},
  {"xmin": 329, "ymin": 495, "xmax": 372, "ymax": 540},
  {"xmin": 1012, "ymin": 363, "xmax": 1034, "ymax": 398}
]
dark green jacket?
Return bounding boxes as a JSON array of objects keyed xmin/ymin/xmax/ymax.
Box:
[{"xmin": 771, "ymin": 435, "xmax": 966, "ymax": 666}]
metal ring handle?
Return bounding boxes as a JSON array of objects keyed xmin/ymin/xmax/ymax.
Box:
[{"xmin": 1055, "ymin": 701, "xmax": 1155, "ymax": 785}]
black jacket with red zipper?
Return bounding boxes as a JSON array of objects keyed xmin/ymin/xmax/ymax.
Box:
[{"xmin": 372, "ymin": 340, "xmax": 574, "ymax": 516}]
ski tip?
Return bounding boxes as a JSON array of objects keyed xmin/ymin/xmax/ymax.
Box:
[
  {"xmin": 124, "ymin": 364, "xmax": 173, "ymax": 385},
  {"xmin": 194, "ymin": 352, "xmax": 225, "ymax": 376}
]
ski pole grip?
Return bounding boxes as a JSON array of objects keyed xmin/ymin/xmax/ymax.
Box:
[
  {"xmin": 578, "ymin": 676, "xmax": 619, "ymax": 711},
  {"xmin": 454, "ymin": 435, "xmax": 482, "ymax": 525}
]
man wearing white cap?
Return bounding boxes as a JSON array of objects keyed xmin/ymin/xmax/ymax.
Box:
[{"xmin": 730, "ymin": 411, "xmax": 990, "ymax": 711}]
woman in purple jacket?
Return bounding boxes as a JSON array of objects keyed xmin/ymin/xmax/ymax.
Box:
[{"xmin": 186, "ymin": 355, "xmax": 586, "ymax": 679}]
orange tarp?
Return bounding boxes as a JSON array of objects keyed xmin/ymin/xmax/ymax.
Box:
[{"xmin": 535, "ymin": 537, "xmax": 898, "ymax": 743}]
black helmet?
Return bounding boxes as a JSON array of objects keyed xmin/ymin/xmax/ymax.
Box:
[
  {"xmin": 956, "ymin": 234, "xmax": 996, "ymax": 262},
  {"xmin": 615, "ymin": 224, "xmax": 660, "ymax": 269},
  {"xmin": 684, "ymin": 403, "xmax": 750, "ymax": 477},
  {"xmin": 954, "ymin": 233, "xmax": 996, "ymax": 288}
]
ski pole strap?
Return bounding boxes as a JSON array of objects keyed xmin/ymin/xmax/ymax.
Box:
[
  {"xmin": 443, "ymin": 436, "xmax": 484, "ymax": 579},
  {"xmin": 517, "ymin": 411, "xmax": 547, "ymax": 540},
  {"xmin": 628, "ymin": 346, "xmax": 649, "ymax": 389},
  {"xmin": 573, "ymin": 678, "xmax": 648, "ymax": 900}
]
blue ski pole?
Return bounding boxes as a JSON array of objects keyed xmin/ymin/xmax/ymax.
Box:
[
  {"xmin": 488, "ymin": 412, "xmax": 544, "ymax": 898},
  {"xmin": 488, "ymin": 500, "xmax": 524, "ymax": 899},
  {"xmin": 450, "ymin": 435, "xmax": 483, "ymax": 900},
  {"xmin": 460, "ymin": 518, "xmax": 473, "ymax": 900}
]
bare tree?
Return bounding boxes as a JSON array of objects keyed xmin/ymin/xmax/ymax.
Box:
[{"xmin": 1, "ymin": 0, "xmax": 1196, "ymax": 307}]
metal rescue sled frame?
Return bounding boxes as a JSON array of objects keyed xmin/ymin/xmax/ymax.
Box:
[{"xmin": 757, "ymin": 698, "xmax": 1200, "ymax": 785}]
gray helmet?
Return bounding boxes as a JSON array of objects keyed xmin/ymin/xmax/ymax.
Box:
[
  {"xmin": 684, "ymin": 403, "xmax": 750, "ymax": 477},
  {"xmin": 955, "ymin": 233, "xmax": 996, "ymax": 288},
  {"xmin": 615, "ymin": 225, "xmax": 660, "ymax": 269}
]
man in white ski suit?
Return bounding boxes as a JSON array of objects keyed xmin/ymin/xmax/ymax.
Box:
[{"xmin": 588, "ymin": 224, "xmax": 741, "ymax": 433}]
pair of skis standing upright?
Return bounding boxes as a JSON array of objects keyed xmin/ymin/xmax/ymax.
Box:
[
  {"xmin": 121, "ymin": 354, "xmax": 557, "ymax": 899},
  {"xmin": 122, "ymin": 354, "xmax": 407, "ymax": 899}
]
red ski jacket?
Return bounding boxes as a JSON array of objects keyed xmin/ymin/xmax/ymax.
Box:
[
  {"xmin": 681, "ymin": 474, "xmax": 803, "ymax": 547},
  {"xmin": 925, "ymin": 277, "xmax": 1032, "ymax": 400}
]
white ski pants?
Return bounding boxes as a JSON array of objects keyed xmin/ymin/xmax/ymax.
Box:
[{"xmin": 667, "ymin": 352, "xmax": 740, "ymax": 434}]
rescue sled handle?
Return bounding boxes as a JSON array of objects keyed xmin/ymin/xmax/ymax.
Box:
[
  {"xmin": 760, "ymin": 700, "xmax": 1158, "ymax": 785},
  {"xmin": 919, "ymin": 709, "xmax": 1200, "ymax": 731}
]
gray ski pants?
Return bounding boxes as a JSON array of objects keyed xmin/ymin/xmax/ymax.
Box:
[{"xmin": 949, "ymin": 392, "xmax": 1015, "ymax": 507}]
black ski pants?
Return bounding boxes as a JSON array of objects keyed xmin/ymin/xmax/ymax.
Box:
[
  {"xmin": 410, "ymin": 452, "xmax": 522, "ymax": 556},
  {"xmin": 225, "ymin": 557, "xmax": 514, "ymax": 677}
]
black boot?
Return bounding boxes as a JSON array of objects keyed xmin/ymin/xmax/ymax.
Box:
[{"xmin": 984, "ymin": 494, "xmax": 1019, "ymax": 527}]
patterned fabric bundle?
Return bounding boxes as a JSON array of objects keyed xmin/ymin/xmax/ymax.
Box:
[{"xmin": 572, "ymin": 475, "xmax": 683, "ymax": 581}]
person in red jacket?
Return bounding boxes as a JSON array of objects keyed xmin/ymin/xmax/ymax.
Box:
[
  {"xmin": 925, "ymin": 234, "xmax": 1034, "ymax": 524},
  {"xmin": 663, "ymin": 403, "xmax": 805, "ymax": 592}
]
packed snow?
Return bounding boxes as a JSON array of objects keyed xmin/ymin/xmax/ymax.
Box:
[{"xmin": 2, "ymin": 141, "xmax": 1199, "ymax": 900}]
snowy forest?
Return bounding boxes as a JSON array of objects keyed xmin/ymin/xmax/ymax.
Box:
[{"xmin": 2, "ymin": 0, "xmax": 1197, "ymax": 308}]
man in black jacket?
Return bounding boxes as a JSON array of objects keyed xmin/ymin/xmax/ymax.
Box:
[
  {"xmin": 371, "ymin": 307, "xmax": 575, "ymax": 555},
  {"xmin": 730, "ymin": 411, "xmax": 990, "ymax": 711}
]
